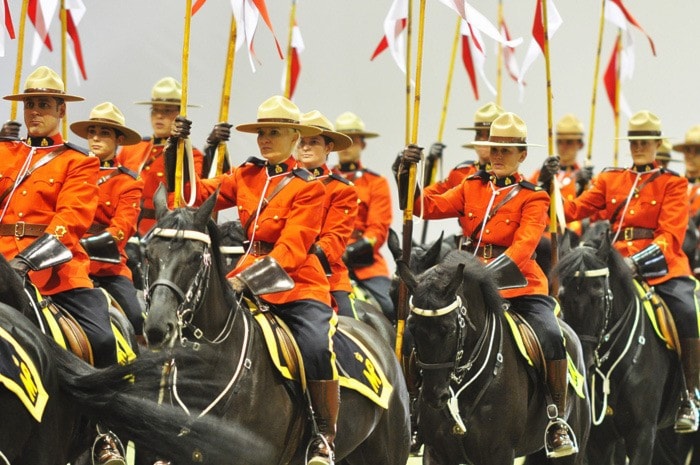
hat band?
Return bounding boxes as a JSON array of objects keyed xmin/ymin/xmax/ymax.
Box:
[
  {"xmin": 258, "ymin": 117, "xmax": 300, "ymax": 124},
  {"xmin": 151, "ymin": 98, "xmax": 181, "ymax": 103},
  {"xmin": 490, "ymin": 136, "xmax": 527, "ymax": 144},
  {"xmin": 23, "ymin": 87, "xmax": 66, "ymax": 95},
  {"xmin": 628, "ymin": 130, "xmax": 661, "ymax": 137},
  {"xmin": 473, "ymin": 122, "xmax": 491, "ymax": 128}
]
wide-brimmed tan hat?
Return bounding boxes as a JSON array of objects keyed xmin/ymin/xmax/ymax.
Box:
[
  {"xmin": 134, "ymin": 77, "xmax": 200, "ymax": 107},
  {"xmin": 334, "ymin": 111, "xmax": 379, "ymax": 139},
  {"xmin": 458, "ymin": 102, "xmax": 505, "ymax": 131},
  {"xmin": 70, "ymin": 102, "xmax": 141, "ymax": 146},
  {"xmin": 617, "ymin": 110, "xmax": 663, "ymax": 140},
  {"xmin": 3, "ymin": 66, "xmax": 84, "ymax": 102},
  {"xmin": 556, "ymin": 114, "xmax": 584, "ymax": 140},
  {"xmin": 301, "ymin": 110, "xmax": 353, "ymax": 151},
  {"xmin": 236, "ymin": 95, "xmax": 321, "ymax": 137},
  {"xmin": 672, "ymin": 125, "xmax": 700, "ymax": 152},
  {"xmin": 473, "ymin": 112, "xmax": 542, "ymax": 147},
  {"xmin": 656, "ymin": 139, "xmax": 678, "ymax": 162}
]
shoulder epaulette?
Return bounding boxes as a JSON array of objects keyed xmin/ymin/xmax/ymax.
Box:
[
  {"xmin": 117, "ymin": 166, "xmax": 139, "ymax": 179},
  {"xmin": 519, "ymin": 180, "xmax": 542, "ymax": 191},
  {"xmin": 454, "ymin": 160, "xmax": 476, "ymax": 170},
  {"xmin": 602, "ymin": 167, "xmax": 625, "ymax": 173},
  {"xmin": 293, "ymin": 167, "xmax": 313, "ymax": 181},
  {"xmin": 661, "ymin": 168, "xmax": 680, "ymax": 177},
  {"xmin": 64, "ymin": 141, "xmax": 89, "ymax": 155},
  {"xmin": 329, "ymin": 172, "xmax": 353, "ymax": 185},
  {"xmin": 240, "ymin": 156, "xmax": 266, "ymax": 167}
]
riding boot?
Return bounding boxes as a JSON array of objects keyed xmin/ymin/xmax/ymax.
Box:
[
  {"xmin": 92, "ymin": 431, "xmax": 126, "ymax": 465},
  {"xmin": 308, "ymin": 379, "xmax": 340, "ymax": 465},
  {"xmin": 544, "ymin": 359, "xmax": 578, "ymax": 458},
  {"xmin": 675, "ymin": 338, "xmax": 700, "ymax": 433},
  {"xmin": 402, "ymin": 352, "xmax": 423, "ymax": 454}
]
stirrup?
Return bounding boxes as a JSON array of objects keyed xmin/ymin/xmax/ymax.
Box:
[
  {"xmin": 91, "ymin": 432, "xmax": 126, "ymax": 465},
  {"xmin": 306, "ymin": 434, "xmax": 334, "ymax": 465},
  {"xmin": 674, "ymin": 398, "xmax": 699, "ymax": 434},
  {"xmin": 544, "ymin": 414, "xmax": 579, "ymax": 458}
]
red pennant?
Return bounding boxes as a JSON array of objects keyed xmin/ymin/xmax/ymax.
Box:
[
  {"xmin": 531, "ymin": 0, "xmax": 544, "ymax": 53},
  {"xmin": 609, "ymin": 0, "xmax": 656, "ymax": 56},
  {"xmin": 603, "ymin": 36, "xmax": 620, "ymax": 115},
  {"xmin": 28, "ymin": 0, "xmax": 52, "ymax": 51},
  {"xmin": 4, "ymin": 0, "xmax": 14, "ymax": 39},
  {"xmin": 461, "ymin": 34, "xmax": 478, "ymax": 100},
  {"xmin": 370, "ymin": 18, "xmax": 406, "ymax": 60},
  {"xmin": 191, "ymin": 0, "xmax": 207, "ymax": 16},
  {"xmin": 66, "ymin": 10, "xmax": 86, "ymax": 80}
]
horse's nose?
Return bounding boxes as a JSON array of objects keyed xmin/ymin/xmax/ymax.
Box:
[{"xmin": 144, "ymin": 322, "xmax": 175, "ymax": 348}]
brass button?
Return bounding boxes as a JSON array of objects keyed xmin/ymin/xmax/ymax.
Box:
[
  {"xmin": 630, "ymin": 209, "xmax": 635, "ymax": 215},
  {"xmin": 468, "ymin": 212, "xmax": 473, "ymax": 218},
  {"xmin": 651, "ymin": 200, "xmax": 657, "ymax": 205},
  {"xmin": 344, "ymin": 209, "xmax": 349, "ymax": 214},
  {"xmin": 273, "ymin": 215, "xmax": 279, "ymax": 220},
  {"xmin": 145, "ymin": 166, "xmax": 151, "ymax": 171},
  {"xmin": 157, "ymin": 172, "xmax": 163, "ymax": 177},
  {"xmin": 49, "ymin": 178, "xmax": 54, "ymax": 184},
  {"xmin": 106, "ymin": 201, "xmax": 111, "ymax": 206},
  {"xmin": 21, "ymin": 190, "xmax": 27, "ymax": 195},
  {"xmin": 634, "ymin": 193, "xmax": 639, "ymax": 198},
  {"xmin": 485, "ymin": 229, "xmax": 490, "ymax": 234},
  {"xmin": 18, "ymin": 212, "xmax": 23, "ymax": 217},
  {"xmin": 505, "ymin": 219, "xmax": 510, "ymax": 224},
  {"xmin": 611, "ymin": 198, "xmax": 617, "ymax": 204},
  {"xmin": 627, "ymin": 241, "xmax": 633, "ymax": 247}
]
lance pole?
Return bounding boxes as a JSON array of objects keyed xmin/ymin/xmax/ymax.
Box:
[
  {"xmin": 396, "ymin": 0, "xmax": 426, "ymax": 360},
  {"xmin": 283, "ymin": 0, "xmax": 297, "ymax": 99},
  {"xmin": 60, "ymin": 0, "xmax": 68, "ymax": 138},
  {"xmin": 216, "ymin": 15, "xmax": 237, "ymax": 177},
  {"xmin": 585, "ymin": 0, "xmax": 607, "ymax": 165},
  {"xmin": 496, "ymin": 0, "xmax": 504, "ymax": 106},
  {"xmin": 10, "ymin": 0, "xmax": 31, "ymax": 121},
  {"xmin": 613, "ymin": 30, "xmax": 621, "ymax": 167},
  {"xmin": 174, "ymin": 0, "xmax": 193, "ymax": 208}
]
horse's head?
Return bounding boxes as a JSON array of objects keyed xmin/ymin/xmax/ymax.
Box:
[
  {"xmin": 142, "ymin": 185, "xmax": 222, "ymax": 349},
  {"xmin": 399, "ymin": 250, "xmax": 503, "ymax": 410},
  {"xmin": 554, "ymin": 221, "xmax": 635, "ymax": 368}
]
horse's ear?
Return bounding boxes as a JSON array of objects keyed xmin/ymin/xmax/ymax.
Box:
[
  {"xmin": 194, "ymin": 187, "xmax": 220, "ymax": 229},
  {"xmin": 396, "ymin": 260, "xmax": 417, "ymax": 294},
  {"xmin": 387, "ymin": 228, "xmax": 402, "ymax": 262},
  {"xmin": 450, "ymin": 263, "xmax": 466, "ymax": 295},
  {"xmin": 596, "ymin": 226, "xmax": 613, "ymax": 261},
  {"xmin": 422, "ymin": 231, "xmax": 445, "ymax": 269},
  {"xmin": 154, "ymin": 184, "xmax": 171, "ymax": 220}
]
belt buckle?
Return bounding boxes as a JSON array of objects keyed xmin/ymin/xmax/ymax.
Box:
[
  {"xmin": 483, "ymin": 244, "xmax": 493, "ymax": 259},
  {"xmin": 14, "ymin": 221, "xmax": 25, "ymax": 238},
  {"xmin": 624, "ymin": 227, "xmax": 633, "ymax": 241}
]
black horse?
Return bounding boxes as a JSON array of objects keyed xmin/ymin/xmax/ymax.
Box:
[
  {"xmin": 554, "ymin": 221, "xmax": 684, "ymax": 465},
  {"xmin": 397, "ymin": 250, "xmax": 589, "ymax": 465},
  {"xmin": 218, "ymin": 218, "xmax": 396, "ymax": 348},
  {"xmin": 0, "ymin": 294, "xmax": 278, "ymax": 465},
  {"xmin": 141, "ymin": 188, "xmax": 411, "ymax": 465}
]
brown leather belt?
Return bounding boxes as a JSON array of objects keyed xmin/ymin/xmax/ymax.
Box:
[
  {"xmin": 462, "ymin": 243, "xmax": 508, "ymax": 259},
  {"xmin": 246, "ymin": 240, "xmax": 274, "ymax": 256},
  {"xmin": 616, "ymin": 227, "xmax": 654, "ymax": 242},
  {"xmin": 0, "ymin": 222, "xmax": 47, "ymax": 238},
  {"xmin": 86, "ymin": 223, "xmax": 108, "ymax": 235}
]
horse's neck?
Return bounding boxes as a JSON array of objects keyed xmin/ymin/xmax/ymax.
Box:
[{"xmin": 195, "ymin": 270, "xmax": 238, "ymax": 338}]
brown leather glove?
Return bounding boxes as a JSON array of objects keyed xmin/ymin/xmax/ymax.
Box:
[
  {"xmin": 9, "ymin": 257, "xmax": 30, "ymax": 277},
  {"xmin": 170, "ymin": 116, "xmax": 192, "ymax": 140},
  {"xmin": 0, "ymin": 120, "xmax": 21, "ymax": 140},
  {"xmin": 537, "ymin": 156, "xmax": 560, "ymax": 190},
  {"xmin": 206, "ymin": 122, "xmax": 233, "ymax": 145},
  {"xmin": 402, "ymin": 144, "xmax": 424, "ymax": 165}
]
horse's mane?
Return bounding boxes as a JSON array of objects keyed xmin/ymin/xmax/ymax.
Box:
[
  {"xmin": 417, "ymin": 250, "xmax": 505, "ymax": 317},
  {"xmin": 218, "ymin": 220, "xmax": 246, "ymax": 247}
]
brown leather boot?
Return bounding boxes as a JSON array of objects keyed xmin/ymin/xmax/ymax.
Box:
[
  {"xmin": 402, "ymin": 352, "xmax": 422, "ymax": 454},
  {"xmin": 675, "ymin": 339, "xmax": 700, "ymax": 433},
  {"xmin": 93, "ymin": 432, "xmax": 126, "ymax": 465},
  {"xmin": 307, "ymin": 379, "xmax": 340, "ymax": 465},
  {"xmin": 544, "ymin": 359, "xmax": 578, "ymax": 458}
]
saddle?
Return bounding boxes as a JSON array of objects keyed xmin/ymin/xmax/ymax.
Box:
[
  {"xmin": 250, "ymin": 304, "xmax": 393, "ymax": 409},
  {"xmin": 634, "ymin": 279, "xmax": 681, "ymax": 353}
]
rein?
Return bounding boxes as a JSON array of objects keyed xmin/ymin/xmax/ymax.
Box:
[
  {"xmin": 146, "ymin": 225, "xmax": 254, "ymax": 419},
  {"xmin": 411, "ymin": 295, "xmax": 504, "ymax": 435},
  {"xmin": 572, "ymin": 265, "xmax": 644, "ymax": 425}
]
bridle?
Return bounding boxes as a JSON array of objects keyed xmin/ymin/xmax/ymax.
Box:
[
  {"xmin": 144, "ymin": 227, "xmax": 235, "ymax": 347},
  {"xmin": 410, "ymin": 293, "xmax": 503, "ymax": 435},
  {"xmin": 570, "ymin": 264, "xmax": 643, "ymax": 425}
]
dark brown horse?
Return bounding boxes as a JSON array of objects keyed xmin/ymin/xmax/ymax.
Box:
[
  {"xmin": 141, "ymin": 187, "xmax": 410, "ymax": 465},
  {"xmin": 397, "ymin": 250, "xmax": 590, "ymax": 465}
]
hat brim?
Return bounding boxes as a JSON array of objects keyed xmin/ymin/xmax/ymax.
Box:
[
  {"xmin": 236, "ymin": 122, "xmax": 322, "ymax": 137},
  {"xmin": 616, "ymin": 135, "xmax": 664, "ymax": 140},
  {"xmin": 672, "ymin": 143, "xmax": 700, "ymax": 152},
  {"xmin": 555, "ymin": 133, "xmax": 584, "ymax": 140},
  {"xmin": 655, "ymin": 154, "xmax": 680, "ymax": 162},
  {"xmin": 321, "ymin": 130, "xmax": 353, "ymax": 151},
  {"xmin": 473, "ymin": 141, "xmax": 543, "ymax": 147},
  {"xmin": 134, "ymin": 100, "xmax": 201, "ymax": 108},
  {"xmin": 336, "ymin": 130, "xmax": 379, "ymax": 139},
  {"xmin": 70, "ymin": 121, "xmax": 142, "ymax": 146},
  {"xmin": 4, "ymin": 92, "xmax": 84, "ymax": 102},
  {"xmin": 461, "ymin": 143, "xmax": 476, "ymax": 149}
]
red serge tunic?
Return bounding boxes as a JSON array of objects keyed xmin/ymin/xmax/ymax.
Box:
[
  {"xmin": 191, "ymin": 156, "xmax": 330, "ymax": 305},
  {"xmin": 424, "ymin": 161, "xmax": 487, "ymax": 232},
  {"xmin": 118, "ymin": 138, "xmax": 203, "ymax": 235},
  {"xmin": 332, "ymin": 161, "xmax": 392, "ymax": 280},
  {"xmin": 87, "ymin": 162, "xmax": 144, "ymax": 278},
  {"xmin": 308, "ymin": 165, "xmax": 358, "ymax": 294},
  {"xmin": 414, "ymin": 171, "xmax": 550, "ymax": 299},
  {"xmin": 0, "ymin": 135, "xmax": 98, "ymax": 294},
  {"xmin": 564, "ymin": 164, "xmax": 690, "ymax": 286}
]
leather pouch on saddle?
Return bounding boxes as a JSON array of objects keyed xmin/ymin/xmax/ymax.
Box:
[
  {"xmin": 80, "ymin": 231, "xmax": 121, "ymax": 264},
  {"xmin": 233, "ymin": 256, "xmax": 294, "ymax": 295},
  {"xmin": 631, "ymin": 244, "xmax": 668, "ymax": 279},
  {"xmin": 485, "ymin": 253, "xmax": 527, "ymax": 290},
  {"xmin": 17, "ymin": 233, "xmax": 73, "ymax": 271}
]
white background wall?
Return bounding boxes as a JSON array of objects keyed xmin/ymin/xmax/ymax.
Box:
[{"xmin": 2, "ymin": 0, "xmax": 699, "ymax": 247}]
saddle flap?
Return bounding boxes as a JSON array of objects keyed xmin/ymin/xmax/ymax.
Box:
[
  {"xmin": 46, "ymin": 302, "xmax": 94, "ymax": 365},
  {"xmin": 504, "ymin": 310, "xmax": 545, "ymax": 374}
]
